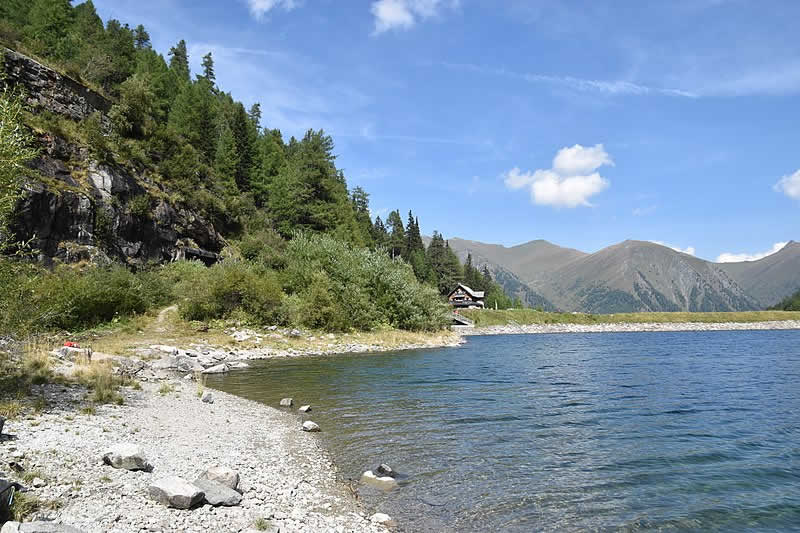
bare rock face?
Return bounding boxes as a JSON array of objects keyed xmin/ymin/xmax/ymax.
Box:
[
  {"xmin": 102, "ymin": 443, "xmax": 152, "ymax": 472},
  {"xmin": 147, "ymin": 476, "xmax": 204, "ymax": 509},
  {"xmin": 1, "ymin": 48, "xmax": 224, "ymax": 266}
]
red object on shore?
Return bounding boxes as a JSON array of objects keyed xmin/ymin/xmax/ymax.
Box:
[{"xmin": 63, "ymin": 341, "xmax": 80, "ymax": 348}]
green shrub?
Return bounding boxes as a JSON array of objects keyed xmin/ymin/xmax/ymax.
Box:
[{"xmin": 177, "ymin": 261, "xmax": 283, "ymax": 323}]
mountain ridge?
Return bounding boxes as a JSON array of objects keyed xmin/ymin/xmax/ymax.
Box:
[{"xmin": 444, "ymin": 237, "xmax": 798, "ymax": 313}]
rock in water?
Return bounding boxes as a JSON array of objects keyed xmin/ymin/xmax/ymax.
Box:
[
  {"xmin": 201, "ymin": 391, "xmax": 214, "ymax": 404},
  {"xmin": 298, "ymin": 405, "xmax": 312, "ymax": 412},
  {"xmin": 202, "ymin": 363, "xmax": 229, "ymax": 374},
  {"xmin": 301, "ymin": 421, "xmax": 320, "ymax": 432},
  {"xmin": 369, "ymin": 513, "xmax": 398, "ymax": 528},
  {"xmin": 198, "ymin": 466, "xmax": 240, "ymax": 491},
  {"xmin": 102, "ymin": 443, "xmax": 152, "ymax": 471},
  {"xmin": 360, "ymin": 470, "xmax": 398, "ymax": 491},
  {"xmin": 376, "ymin": 463, "xmax": 395, "ymax": 477},
  {"xmin": 279, "ymin": 398, "xmax": 293, "ymax": 407},
  {"xmin": 192, "ymin": 477, "xmax": 242, "ymax": 506},
  {"xmin": 148, "ymin": 476, "xmax": 204, "ymax": 509},
  {"xmin": 1, "ymin": 522, "xmax": 86, "ymax": 532}
]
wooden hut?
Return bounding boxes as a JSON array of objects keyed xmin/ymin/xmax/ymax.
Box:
[{"xmin": 447, "ymin": 283, "xmax": 485, "ymax": 309}]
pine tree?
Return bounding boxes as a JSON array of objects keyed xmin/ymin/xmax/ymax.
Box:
[
  {"xmin": 230, "ymin": 103, "xmax": 255, "ymax": 191},
  {"xmin": 168, "ymin": 39, "xmax": 190, "ymax": 83},
  {"xmin": 25, "ymin": 0, "xmax": 75, "ymax": 60},
  {"xmin": 201, "ymin": 52, "xmax": 215, "ymax": 84},
  {"xmin": 386, "ymin": 210, "xmax": 405, "ymax": 259},
  {"xmin": 168, "ymin": 78, "xmax": 218, "ymax": 162},
  {"xmin": 371, "ymin": 216, "xmax": 389, "ymax": 249},
  {"xmin": 251, "ymin": 128, "xmax": 286, "ymax": 206},
  {"xmin": 248, "ymin": 103, "xmax": 262, "ymax": 126},
  {"xmin": 133, "ymin": 24, "xmax": 151, "ymax": 49},
  {"xmin": 214, "ymin": 122, "xmax": 239, "ymax": 195}
]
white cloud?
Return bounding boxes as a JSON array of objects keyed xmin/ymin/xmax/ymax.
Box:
[
  {"xmin": 775, "ymin": 169, "xmax": 800, "ymax": 200},
  {"xmin": 651, "ymin": 241, "xmax": 696, "ymax": 256},
  {"xmin": 716, "ymin": 242, "xmax": 788, "ymax": 263},
  {"xmin": 504, "ymin": 144, "xmax": 612, "ymax": 208},
  {"xmin": 246, "ymin": 0, "xmax": 299, "ymax": 19},
  {"xmin": 441, "ymin": 62, "xmax": 697, "ymax": 98},
  {"xmin": 371, "ymin": 0, "xmax": 459, "ymax": 34}
]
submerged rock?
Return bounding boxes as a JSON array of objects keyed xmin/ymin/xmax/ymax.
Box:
[
  {"xmin": 198, "ymin": 466, "xmax": 240, "ymax": 491},
  {"xmin": 148, "ymin": 476, "xmax": 204, "ymax": 509},
  {"xmin": 301, "ymin": 421, "xmax": 320, "ymax": 432},
  {"xmin": 192, "ymin": 477, "xmax": 242, "ymax": 506},
  {"xmin": 376, "ymin": 464, "xmax": 395, "ymax": 478},
  {"xmin": 360, "ymin": 470, "xmax": 398, "ymax": 491},
  {"xmin": 369, "ymin": 513, "xmax": 398, "ymax": 528},
  {"xmin": 102, "ymin": 443, "xmax": 152, "ymax": 471}
]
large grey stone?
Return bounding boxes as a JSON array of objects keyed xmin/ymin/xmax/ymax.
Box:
[
  {"xmin": 369, "ymin": 513, "xmax": 398, "ymax": 528},
  {"xmin": 201, "ymin": 363, "xmax": 229, "ymax": 374},
  {"xmin": 148, "ymin": 476, "xmax": 204, "ymax": 509},
  {"xmin": 176, "ymin": 356, "xmax": 204, "ymax": 373},
  {"xmin": 279, "ymin": 398, "xmax": 293, "ymax": 407},
  {"xmin": 298, "ymin": 405, "xmax": 311, "ymax": 413},
  {"xmin": 1, "ymin": 522, "xmax": 85, "ymax": 533},
  {"xmin": 301, "ymin": 421, "xmax": 320, "ymax": 432},
  {"xmin": 192, "ymin": 477, "xmax": 242, "ymax": 507},
  {"xmin": 201, "ymin": 391, "xmax": 214, "ymax": 404},
  {"xmin": 102, "ymin": 443, "xmax": 152, "ymax": 471},
  {"xmin": 198, "ymin": 466, "xmax": 239, "ymax": 491}
]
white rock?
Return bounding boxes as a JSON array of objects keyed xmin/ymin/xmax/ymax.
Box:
[
  {"xmin": 279, "ymin": 398, "xmax": 293, "ymax": 407},
  {"xmin": 198, "ymin": 466, "xmax": 239, "ymax": 491},
  {"xmin": 360, "ymin": 470, "xmax": 398, "ymax": 491},
  {"xmin": 151, "ymin": 345, "xmax": 179, "ymax": 355},
  {"xmin": 369, "ymin": 513, "xmax": 397, "ymax": 528},
  {"xmin": 192, "ymin": 477, "xmax": 242, "ymax": 506},
  {"xmin": 298, "ymin": 405, "xmax": 312, "ymax": 412},
  {"xmin": 201, "ymin": 392, "xmax": 214, "ymax": 404},
  {"xmin": 148, "ymin": 476, "xmax": 204, "ymax": 509},
  {"xmin": 202, "ymin": 363, "xmax": 230, "ymax": 374},
  {"xmin": 102, "ymin": 443, "xmax": 152, "ymax": 471},
  {"xmin": 301, "ymin": 421, "xmax": 320, "ymax": 432},
  {"xmin": 31, "ymin": 477, "xmax": 46, "ymax": 488}
]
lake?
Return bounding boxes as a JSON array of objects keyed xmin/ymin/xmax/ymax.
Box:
[{"xmin": 207, "ymin": 331, "xmax": 800, "ymax": 532}]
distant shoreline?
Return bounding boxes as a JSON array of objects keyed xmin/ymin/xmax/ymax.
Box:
[{"xmin": 459, "ymin": 320, "xmax": 800, "ymax": 336}]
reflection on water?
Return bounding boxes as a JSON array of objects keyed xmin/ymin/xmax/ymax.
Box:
[{"xmin": 207, "ymin": 330, "xmax": 800, "ymax": 532}]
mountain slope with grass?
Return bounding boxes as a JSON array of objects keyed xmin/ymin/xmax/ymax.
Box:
[{"xmin": 718, "ymin": 241, "xmax": 800, "ymax": 308}]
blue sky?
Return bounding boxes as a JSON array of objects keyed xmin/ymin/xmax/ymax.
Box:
[{"xmin": 91, "ymin": 0, "xmax": 800, "ymax": 262}]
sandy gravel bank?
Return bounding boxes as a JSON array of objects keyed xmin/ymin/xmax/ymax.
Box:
[
  {"xmin": 0, "ymin": 380, "xmax": 390, "ymax": 533},
  {"xmin": 461, "ymin": 320, "xmax": 800, "ymax": 336}
]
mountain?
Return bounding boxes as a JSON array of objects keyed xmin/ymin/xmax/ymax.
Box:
[
  {"xmin": 446, "ymin": 237, "xmax": 798, "ymax": 313},
  {"xmin": 717, "ymin": 241, "xmax": 800, "ymax": 308}
]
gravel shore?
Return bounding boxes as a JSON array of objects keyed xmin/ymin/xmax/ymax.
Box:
[
  {"xmin": 1, "ymin": 380, "xmax": 389, "ymax": 533},
  {"xmin": 462, "ymin": 319, "xmax": 800, "ymax": 336}
]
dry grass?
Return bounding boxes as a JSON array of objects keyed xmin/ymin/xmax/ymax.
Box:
[
  {"xmin": 72, "ymin": 360, "xmax": 125, "ymax": 405},
  {"xmin": 461, "ymin": 309, "xmax": 800, "ymax": 327}
]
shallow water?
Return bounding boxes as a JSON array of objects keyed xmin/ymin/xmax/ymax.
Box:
[{"xmin": 207, "ymin": 331, "xmax": 800, "ymax": 532}]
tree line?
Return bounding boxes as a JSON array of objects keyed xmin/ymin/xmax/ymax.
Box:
[{"xmin": 0, "ymin": 0, "xmax": 519, "ymax": 309}]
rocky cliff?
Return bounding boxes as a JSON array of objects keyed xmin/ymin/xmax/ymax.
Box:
[{"xmin": 2, "ymin": 47, "xmax": 223, "ymax": 265}]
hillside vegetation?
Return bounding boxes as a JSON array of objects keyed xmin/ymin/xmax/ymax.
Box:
[{"xmin": 0, "ymin": 1, "xmax": 521, "ymax": 335}]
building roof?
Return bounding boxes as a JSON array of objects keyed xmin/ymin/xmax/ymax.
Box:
[{"xmin": 448, "ymin": 283, "xmax": 485, "ymax": 299}]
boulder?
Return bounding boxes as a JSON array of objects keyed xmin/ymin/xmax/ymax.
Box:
[
  {"xmin": 1, "ymin": 523, "xmax": 86, "ymax": 533},
  {"xmin": 192, "ymin": 477, "xmax": 242, "ymax": 507},
  {"xmin": 102, "ymin": 443, "xmax": 152, "ymax": 471},
  {"xmin": 198, "ymin": 466, "xmax": 239, "ymax": 491},
  {"xmin": 0, "ymin": 415, "xmax": 5, "ymax": 435},
  {"xmin": 376, "ymin": 464, "xmax": 395, "ymax": 478},
  {"xmin": 148, "ymin": 476, "xmax": 204, "ymax": 509},
  {"xmin": 201, "ymin": 363, "xmax": 229, "ymax": 374},
  {"xmin": 360, "ymin": 470, "xmax": 398, "ymax": 491},
  {"xmin": 201, "ymin": 391, "xmax": 214, "ymax": 404},
  {"xmin": 369, "ymin": 513, "xmax": 398, "ymax": 528},
  {"xmin": 151, "ymin": 345, "xmax": 179, "ymax": 355},
  {"xmin": 298, "ymin": 405, "xmax": 312, "ymax": 413},
  {"xmin": 150, "ymin": 356, "xmax": 178, "ymax": 370},
  {"xmin": 176, "ymin": 356, "xmax": 204, "ymax": 373},
  {"xmin": 301, "ymin": 421, "xmax": 320, "ymax": 432},
  {"xmin": 54, "ymin": 346, "xmax": 87, "ymax": 360},
  {"xmin": 279, "ymin": 398, "xmax": 293, "ymax": 407},
  {"xmin": 288, "ymin": 329, "xmax": 302, "ymax": 338}
]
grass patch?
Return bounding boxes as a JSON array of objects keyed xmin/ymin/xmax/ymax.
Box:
[
  {"xmin": 158, "ymin": 383, "xmax": 175, "ymax": 395},
  {"xmin": 253, "ymin": 518, "xmax": 271, "ymax": 531},
  {"xmin": 460, "ymin": 309, "xmax": 800, "ymax": 327},
  {"xmin": 72, "ymin": 360, "xmax": 125, "ymax": 405},
  {"xmin": 8, "ymin": 491, "xmax": 41, "ymax": 522}
]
